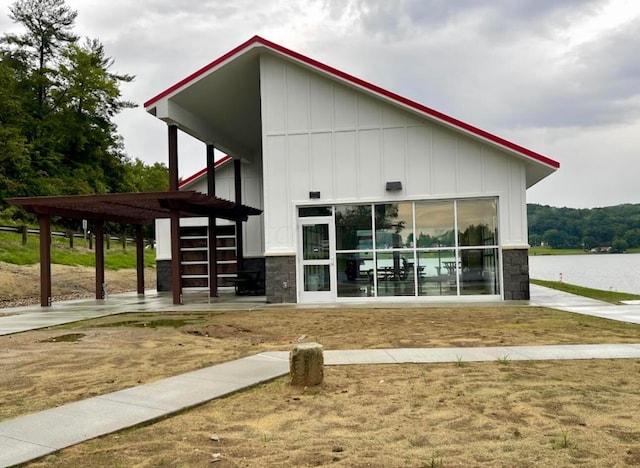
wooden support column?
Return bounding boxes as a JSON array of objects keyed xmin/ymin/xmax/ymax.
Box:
[
  {"xmin": 95, "ymin": 220, "xmax": 105, "ymax": 299},
  {"xmin": 234, "ymin": 158, "xmax": 244, "ymax": 271},
  {"xmin": 168, "ymin": 124, "xmax": 182, "ymax": 304},
  {"xmin": 136, "ymin": 225, "xmax": 145, "ymax": 294},
  {"xmin": 168, "ymin": 124, "xmax": 179, "ymax": 191},
  {"xmin": 38, "ymin": 214, "xmax": 52, "ymax": 307},
  {"xmin": 207, "ymin": 144, "xmax": 218, "ymax": 297},
  {"xmin": 170, "ymin": 208, "xmax": 182, "ymax": 305}
]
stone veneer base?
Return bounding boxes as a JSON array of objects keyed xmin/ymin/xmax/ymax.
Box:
[
  {"xmin": 502, "ymin": 249, "xmax": 530, "ymax": 300},
  {"xmin": 265, "ymin": 255, "xmax": 297, "ymax": 303}
]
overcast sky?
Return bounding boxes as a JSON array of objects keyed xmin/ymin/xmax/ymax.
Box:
[{"xmin": 2, "ymin": 0, "xmax": 639, "ymax": 209}]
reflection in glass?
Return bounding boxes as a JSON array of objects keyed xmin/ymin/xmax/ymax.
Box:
[
  {"xmin": 460, "ymin": 248, "xmax": 499, "ymax": 295},
  {"xmin": 375, "ymin": 251, "xmax": 415, "ymax": 296},
  {"xmin": 415, "ymin": 201, "xmax": 455, "ymax": 247},
  {"xmin": 302, "ymin": 224, "xmax": 329, "ymax": 260},
  {"xmin": 457, "ymin": 199, "xmax": 498, "ymax": 246},
  {"xmin": 336, "ymin": 252, "xmax": 373, "ymax": 298},
  {"xmin": 417, "ymin": 249, "xmax": 457, "ymax": 296},
  {"xmin": 304, "ymin": 265, "xmax": 330, "ymax": 291},
  {"xmin": 335, "ymin": 205, "xmax": 372, "ymax": 251},
  {"xmin": 327, "ymin": 198, "xmax": 500, "ymax": 298},
  {"xmin": 374, "ymin": 203, "xmax": 414, "ymax": 249}
]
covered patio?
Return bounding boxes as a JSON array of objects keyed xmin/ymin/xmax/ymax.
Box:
[{"xmin": 7, "ymin": 190, "xmax": 261, "ymax": 307}]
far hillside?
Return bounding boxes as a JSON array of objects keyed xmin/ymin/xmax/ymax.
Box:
[{"xmin": 528, "ymin": 203, "xmax": 640, "ymax": 252}]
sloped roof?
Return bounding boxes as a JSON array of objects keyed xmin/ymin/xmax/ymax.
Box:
[
  {"xmin": 145, "ymin": 35, "xmax": 559, "ymax": 186},
  {"xmin": 179, "ymin": 155, "xmax": 232, "ymax": 189}
]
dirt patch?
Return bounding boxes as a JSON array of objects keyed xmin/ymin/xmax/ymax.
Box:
[
  {"xmin": 1, "ymin": 306, "xmax": 640, "ymax": 425},
  {"xmin": 27, "ymin": 361, "xmax": 640, "ymax": 467},
  {"xmin": 0, "ymin": 262, "xmax": 156, "ymax": 307}
]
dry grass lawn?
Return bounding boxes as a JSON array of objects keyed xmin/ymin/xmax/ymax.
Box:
[{"xmin": 1, "ymin": 305, "xmax": 640, "ymax": 466}]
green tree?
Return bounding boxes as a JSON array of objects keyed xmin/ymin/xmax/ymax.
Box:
[
  {"xmin": 2, "ymin": 0, "xmax": 77, "ymax": 114},
  {"xmin": 0, "ymin": 0, "xmax": 136, "ymax": 200},
  {"xmin": 121, "ymin": 159, "xmax": 169, "ymax": 192}
]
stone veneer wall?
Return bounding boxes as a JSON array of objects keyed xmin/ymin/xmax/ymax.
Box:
[
  {"xmin": 265, "ymin": 255, "xmax": 297, "ymax": 303},
  {"xmin": 502, "ymin": 249, "xmax": 530, "ymax": 300},
  {"xmin": 156, "ymin": 259, "xmax": 172, "ymax": 292}
]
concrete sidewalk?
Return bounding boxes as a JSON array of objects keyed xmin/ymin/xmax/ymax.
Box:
[{"xmin": 3, "ymin": 343, "xmax": 640, "ymax": 467}]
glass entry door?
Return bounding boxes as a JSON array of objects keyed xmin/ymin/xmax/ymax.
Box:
[{"xmin": 298, "ymin": 217, "xmax": 336, "ymax": 302}]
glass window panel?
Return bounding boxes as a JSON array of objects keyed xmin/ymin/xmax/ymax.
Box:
[
  {"xmin": 336, "ymin": 252, "xmax": 374, "ymax": 298},
  {"xmin": 417, "ymin": 250, "xmax": 457, "ymax": 296},
  {"xmin": 303, "ymin": 265, "xmax": 330, "ymax": 291},
  {"xmin": 374, "ymin": 203, "xmax": 414, "ymax": 249},
  {"xmin": 460, "ymin": 248, "xmax": 500, "ymax": 295},
  {"xmin": 415, "ymin": 201, "xmax": 455, "ymax": 248},
  {"xmin": 457, "ymin": 199, "xmax": 498, "ymax": 246},
  {"xmin": 302, "ymin": 224, "xmax": 329, "ymax": 260},
  {"xmin": 375, "ymin": 251, "xmax": 415, "ymax": 296},
  {"xmin": 299, "ymin": 206, "xmax": 332, "ymax": 217},
  {"xmin": 335, "ymin": 205, "xmax": 372, "ymax": 251}
]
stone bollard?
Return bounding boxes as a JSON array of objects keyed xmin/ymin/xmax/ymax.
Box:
[{"xmin": 289, "ymin": 342, "xmax": 324, "ymax": 386}]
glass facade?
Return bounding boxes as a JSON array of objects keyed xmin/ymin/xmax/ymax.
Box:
[{"xmin": 304, "ymin": 198, "xmax": 500, "ymax": 299}]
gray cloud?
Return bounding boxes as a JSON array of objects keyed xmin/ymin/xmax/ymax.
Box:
[{"xmin": 1, "ymin": 0, "xmax": 638, "ymax": 208}]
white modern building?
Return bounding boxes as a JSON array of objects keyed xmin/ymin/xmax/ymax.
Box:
[{"xmin": 148, "ymin": 36, "xmax": 559, "ymax": 303}]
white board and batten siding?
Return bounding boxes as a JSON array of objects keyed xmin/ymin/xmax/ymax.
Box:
[
  {"xmin": 155, "ymin": 159, "xmax": 265, "ymax": 261},
  {"xmin": 259, "ymin": 54, "xmax": 529, "ymax": 255}
]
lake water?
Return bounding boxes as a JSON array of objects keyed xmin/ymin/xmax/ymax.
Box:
[{"xmin": 528, "ymin": 253, "xmax": 640, "ymax": 294}]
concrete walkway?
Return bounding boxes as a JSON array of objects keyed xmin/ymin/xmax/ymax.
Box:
[{"xmin": 2, "ymin": 286, "xmax": 640, "ymax": 466}]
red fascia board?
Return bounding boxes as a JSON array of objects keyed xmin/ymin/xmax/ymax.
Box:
[
  {"xmin": 146, "ymin": 35, "xmax": 559, "ymax": 170},
  {"xmin": 179, "ymin": 155, "xmax": 232, "ymax": 188},
  {"xmin": 144, "ymin": 36, "xmax": 261, "ymax": 108}
]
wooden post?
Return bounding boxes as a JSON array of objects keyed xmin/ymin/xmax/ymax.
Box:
[
  {"xmin": 95, "ymin": 220, "xmax": 105, "ymax": 299},
  {"xmin": 234, "ymin": 158, "xmax": 244, "ymax": 271},
  {"xmin": 67, "ymin": 230, "xmax": 74, "ymax": 249},
  {"xmin": 136, "ymin": 225, "xmax": 145, "ymax": 294},
  {"xmin": 38, "ymin": 215, "xmax": 52, "ymax": 307},
  {"xmin": 207, "ymin": 144, "xmax": 218, "ymax": 297},
  {"xmin": 21, "ymin": 225, "xmax": 28, "ymax": 245},
  {"xmin": 168, "ymin": 124, "xmax": 179, "ymax": 191},
  {"xmin": 168, "ymin": 124, "xmax": 182, "ymax": 305}
]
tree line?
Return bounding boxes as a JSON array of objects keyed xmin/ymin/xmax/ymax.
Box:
[
  {"xmin": 528, "ymin": 203, "xmax": 640, "ymax": 252},
  {"xmin": 0, "ymin": 0, "xmax": 168, "ymax": 223}
]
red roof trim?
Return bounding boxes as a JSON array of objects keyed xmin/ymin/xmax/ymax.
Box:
[
  {"xmin": 179, "ymin": 155, "xmax": 232, "ymax": 188},
  {"xmin": 146, "ymin": 35, "xmax": 559, "ymax": 170}
]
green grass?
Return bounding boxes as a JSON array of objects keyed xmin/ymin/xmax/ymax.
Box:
[
  {"xmin": 530, "ymin": 246, "xmax": 640, "ymax": 255},
  {"xmin": 0, "ymin": 231, "xmax": 155, "ymax": 269},
  {"xmin": 531, "ymin": 278, "xmax": 640, "ymax": 304},
  {"xmin": 529, "ymin": 246, "xmax": 588, "ymax": 255}
]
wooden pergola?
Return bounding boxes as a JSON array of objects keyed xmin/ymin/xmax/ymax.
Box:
[{"xmin": 6, "ymin": 190, "xmax": 261, "ymax": 307}]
